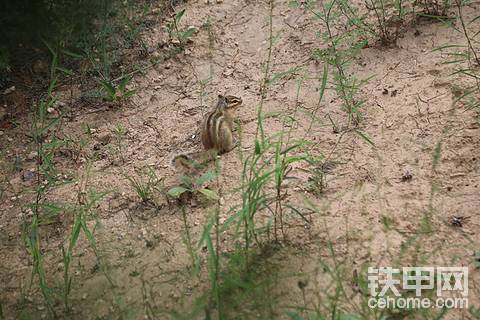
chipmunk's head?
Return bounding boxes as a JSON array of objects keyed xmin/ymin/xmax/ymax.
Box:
[{"xmin": 217, "ymin": 94, "xmax": 242, "ymax": 110}]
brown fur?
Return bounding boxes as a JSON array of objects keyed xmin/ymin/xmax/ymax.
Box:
[{"xmin": 173, "ymin": 94, "xmax": 242, "ymax": 170}]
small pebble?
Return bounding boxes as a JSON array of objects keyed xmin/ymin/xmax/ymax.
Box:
[
  {"xmin": 26, "ymin": 151, "xmax": 38, "ymax": 160},
  {"xmin": 3, "ymin": 86, "xmax": 15, "ymax": 95},
  {"xmin": 23, "ymin": 170, "xmax": 35, "ymax": 182}
]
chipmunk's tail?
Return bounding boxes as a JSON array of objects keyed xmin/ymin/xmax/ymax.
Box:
[{"xmin": 171, "ymin": 150, "xmax": 217, "ymax": 170}]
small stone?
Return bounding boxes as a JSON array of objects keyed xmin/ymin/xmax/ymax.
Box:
[
  {"xmin": 23, "ymin": 170, "xmax": 35, "ymax": 182},
  {"xmin": 0, "ymin": 131, "xmax": 4, "ymax": 136},
  {"xmin": 145, "ymin": 239, "xmax": 154, "ymax": 248},
  {"xmin": 3, "ymin": 86, "xmax": 15, "ymax": 95},
  {"xmin": 96, "ymin": 131, "xmax": 112, "ymax": 144},
  {"xmin": 26, "ymin": 151, "xmax": 38, "ymax": 160},
  {"xmin": 33, "ymin": 60, "xmax": 48, "ymax": 74},
  {"xmin": 223, "ymin": 68, "xmax": 234, "ymax": 77},
  {"xmin": 401, "ymin": 170, "xmax": 413, "ymax": 182},
  {"xmin": 81, "ymin": 293, "xmax": 88, "ymax": 300},
  {"xmin": 47, "ymin": 107, "xmax": 55, "ymax": 113}
]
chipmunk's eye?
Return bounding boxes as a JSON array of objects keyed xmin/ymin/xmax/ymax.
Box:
[{"xmin": 227, "ymin": 96, "xmax": 241, "ymax": 103}]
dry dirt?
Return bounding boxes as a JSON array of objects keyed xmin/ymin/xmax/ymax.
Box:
[{"xmin": 0, "ymin": 0, "xmax": 479, "ymax": 319}]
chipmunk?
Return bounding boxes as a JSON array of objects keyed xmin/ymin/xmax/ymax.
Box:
[{"xmin": 173, "ymin": 94, "xmax": 243, "ymax": 169}]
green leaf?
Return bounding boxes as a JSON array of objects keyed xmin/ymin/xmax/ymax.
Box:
[
  {"xmin": 431, "ymin": 44, "xmax": 466, "ymax": 52},
  {"xmin": 267, "ymin": 67, "xmax": 299, "ymax": 85},
  {"xmin": 354, "ymin": 129, "xmax": 375, "ymax": 147},
  {"xmin": 175, "ymin": 9, "xmax": 186, "ymax": 25},
  {"xmin": 198, "ymin": 220, "xmax": 214, "ymax": 249},
  {"xmin": 255, "ymin": 139, "xmax": 261, "ymax": 154},
  {"xmin": 99, "ymin": 80, "xmax": 115, "ymax": 96},
  {"xmin": 219, "ymin": 209, "xmax": 242, "ymax": 232},
  {"xmin": 469, "ymin": 306, "xmax": 480, "ymax": 318},
  {"xmin": 182, "ymin": 26, "xmax": 196, "ymax": 40},
  {"xmin": 56, "ymin": 66, "xmax": 74, "ymax": 76},
  {"xmin": 474, "ymin": 251, "xmax": 480, "ymax": 269},
  {"xmin": 288, "ymin": 0, "xmax": 301, "ymax": 8},
  {"xmin": 195, "ymin": 170, "xmax": 217, "ymax": 186},
  {"xmin": 198, "ymin": 188, "xmax": 219, "ymax": 200},
  {"xmin": 167, "ymin": 186, "xmax": 188, "ymax": 198},
  {"xmin": 318, "ymin": 63, "xmax": 328, "ymax": 101},
  {"xmin": 261, "ymin": 111, "xmax": 281, "ymax": 119},
  {"xmin": 180, "ymin": 175, "xmax": 193, "ymax": 187},
  {"xmin": 68, "ymin": 218, "xmax": 82, "ymax": 252},
  {"xmin": 286, "ymin": 311, "xmax": 304, "ymax": 320},
  {"xmin": 432, "ymin": 141, "xmax": 442, "ymax": 171},
  {"xmin": 118, "ymin": 76, "xmax": 131, "ymax": 91},
  {"xmin": 61, "ymin": 49, "xmax": 83, "ymax": 59}
]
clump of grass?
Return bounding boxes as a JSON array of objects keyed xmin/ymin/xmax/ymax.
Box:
[
  {"xmin": 21, "ymin": 51, "xmax": 110, "ymax": 317},
  {"xmin": 186, "ymin": 2, "xmax": 323, "ymax": 317},
  {"xmin": 22, "ymin": 52, "xmax": 66, "ymax": 317},
  {"xmin": 302, "ymin": 0, "xmax": 370, "ymax": 129},
  {"xmin": 164, "ymin": 9, "xmax": 197, "ymax": 47},
  {"xmin": 99, "ymin": 76, "xmax": 135, "ymax": 103},
  {"xmin": 167, "ymin": 169, "xmax": 220, "ymax": 203},
  {"xmin": 125, "ymin": 166, "xmax": 168, "ymax": 206},
  {"xmin": 415, "ymin": 0, "xmax": 452, "ymax": 17},
  {"xmin": 111, "ymin": 123, "xmax": 128, "ymax": 163},
  {"xmin": 63, "ymin": 125, "xmax": 93, "ymax": 163},
  {"xmin": 434, "ymin": 0, "xmax": 479, "ymax": 117},
  {"xmin": 362, "ymin": 0, "xmax": 409, "ymax": 45}
]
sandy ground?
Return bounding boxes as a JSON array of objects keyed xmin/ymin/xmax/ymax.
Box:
[{"xmin": 0, "ymin": 0, "xmax": 479, "ymax": 319}]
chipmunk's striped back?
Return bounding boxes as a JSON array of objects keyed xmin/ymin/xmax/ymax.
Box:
[
  {"xmin": 172, "ymin": 94, "xmax": 242, "ymax": 170},
  {"xmin": 201, "ymin": 95, "xmax": 242, "ymax": 154}
]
